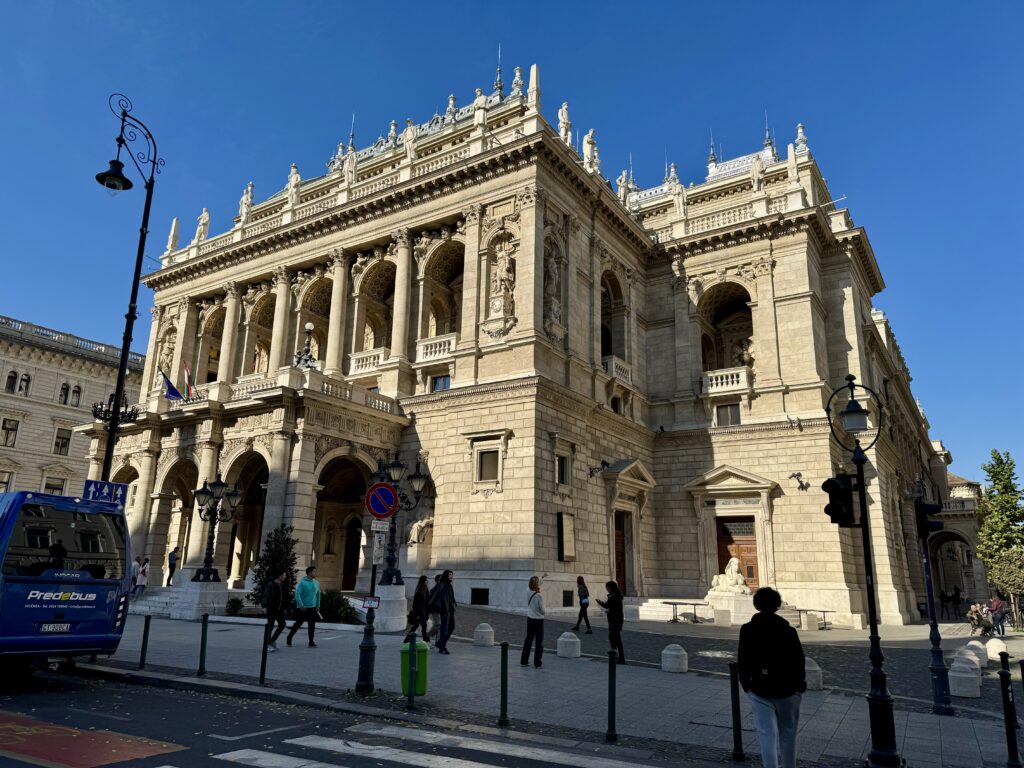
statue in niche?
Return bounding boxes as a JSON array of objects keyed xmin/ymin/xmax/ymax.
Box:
[
  {"xmin": 253, "ymin": 344, "xmax": 270, "ymax": 374},
  {"xmin": 238, "ymin": 182, "xmax": 254, "ymax": 225},
  {"xmin": 402, "ymin": 118, "xmax": 418, "ymax": 163},
  {"xmin": 323, "ymin": 523, "xmax": 335, "ymax": 555},
  {"xmin": 363, "ymin": 323, "xmax": 375, "ymax": 351},
  {"xmin": 193, "ymin": 208, "xmax": 210, "ymax": 244},
  {"xmin": 731, "ymin": 338, "xmax": 754, "ymax": 368},
  {"xmin": 582, "ymin": 129, "xmax": 597, "ymax": 172},
  {"xmin": 709, "ymin": 557, "xmax": 751, "ymax": 594},
  {"xmin": 557, "ymin": 102, "xmax": 572, "ymax": 146},
  {"xmin": 544, "ymin": 254, "xmax": 561, "ymax": 302},
  {"xmin": 616, "ymin": 169, "xmax": 629, "ymax": 203},
  {"xmin": 749, "ymin": 154, "xmax": 764, "ymax": 193},
  {"xmin": 286, "ymin": 164, "xmax": 301, "ymax": 207},
  {"xmin": 407, "ymin": 516, "xmax": 433, "ymax": 545},
  {"xmin": 473, "ymin": 88, "xmax": 488, "ymax": 129},
  {"xmin": 158, "ymin": 331, "xmax": 176, "ymax": 373}
]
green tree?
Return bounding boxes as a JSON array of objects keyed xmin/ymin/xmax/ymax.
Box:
[
  {"xmin": 976, "ymin": 450, "xmax": 1024, "ymax": 564},
  {"xmin": 247, "ymin": 524, "xmax": 298, "ymax": 608}
]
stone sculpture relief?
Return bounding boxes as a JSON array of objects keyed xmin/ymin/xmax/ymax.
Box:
[{"xmin": 709, "ymin": 557, "xmax": 751, "ymax": 594}]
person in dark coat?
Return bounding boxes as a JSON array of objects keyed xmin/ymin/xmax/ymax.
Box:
[
  {"xmin": 737, "ymin": 587, "xmax": 806, "ymax": 768},
  {"xmin": 597, "ymin": 580, "xmax": 625, "ymax": 664},
  {"xmin": 435, "ymin": 570, "xmax": 457, "ymax": 654},
  {"xmin": 572, "ymin": 576, "xmax": 592, "ymax": 633},
  {"xmin": 264, "ymin": 570, "xmax": 288, "ymax": 652},
  {"xmin": 409, "ymin": 575, "xmax": 430, "ymax": 640}
]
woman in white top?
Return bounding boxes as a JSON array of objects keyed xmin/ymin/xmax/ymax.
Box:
[
  {"xmin": 133, "ymin": 558, "xmax": 150, "ymax": 598},
  {"xmin": 519, "ymin": 575, "xmax": 545, "ymax": 668}
]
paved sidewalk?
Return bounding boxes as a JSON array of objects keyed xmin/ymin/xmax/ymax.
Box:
[{"xmin": 105, "ymin": 615, "xmax": 1021, "ymax": 768}]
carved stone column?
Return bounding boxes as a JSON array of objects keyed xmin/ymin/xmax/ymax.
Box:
[
  {"xmin": 517, "ymin": 186, "xmax": 544, "ymax": 336},
  {"xmin": 459, "ymin": 207, "xmax": 483, "ymax": 346},
  {"xmin": 672, "ymin": 257, "xmax": 700, "ymax": 398},
  {"xmin": 753, "ymin": 257, "xmax": 782, "ymax": 387},
  {"xmin": 323, "ymin": 249, "xmax": 351, "ymax": 376},
  {"xmin": 217, "ymin": 283, "xmax": 241, "ymax": 383},
  {"xmin": 267, "ymin": 267, "xmax": 293, "ymax": 373},
  {"xmin": 170, "ymin": 298, "xmax": 198, "ymax": 390},
  {"xmin": 262, "ymin": 431, "xmax": 292, "ymax": 537},
  {"xmin": 142, "ymin": 305, "xmax": 164, "ymax": 396},
  {"xmin": 389, "ymin": 229, "xmax": 412, "ymax": 362},
  {"xmin": 128, "ymin": 450, "xmax": 158, "ymax": 556}
]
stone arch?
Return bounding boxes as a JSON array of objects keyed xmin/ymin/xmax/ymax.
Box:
[
  {"xmin": 421, "ymin": 240, "xmax": 465, "ymax": 338},
  {"xmin": 696, "ymin": 282, "xmax": 754, "ymax": 371},
  {"xmin": 355, "ymin": 260, "xmax": 395, "ymax": 353},
  {"xmin": 151, "ymin": 456, "xmax": 199, "ymax": 581},
  {"xmin": 601, "ymin": 271, "xmax": 628, "ymax": 360},
  {"xmin": 110, "ymin": 463, "xmax": 143, "ymax": 526},
  {"xmin": 928, "ymin": 530, "xmax": 979, "ymax": 601},
  {"xmin": 243, "ymin": 293, "xmax": 276, "ymax": 376},
  {"xmin": 314, "ymin": 456, "xmax": 373, "ymax": 591},
  {"xmin": 196, "ymin": 305, "xmax": 226, "ymax": 384},
  {"xmin": 222, "ymin": 450, "xmax": 269, "ymax": 587},
  {"xmin": 295, "ymin": 277, "xmax": 332, "ymax": 362}
]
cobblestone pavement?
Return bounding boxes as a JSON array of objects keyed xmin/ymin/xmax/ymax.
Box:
[{"xmin": 453, "ymin": 605, "xmax": 1023, "ymax": 716}]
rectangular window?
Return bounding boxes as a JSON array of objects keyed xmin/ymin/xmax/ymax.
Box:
[
  {"xmin": 477, "ymin": 450, "xmax": 499, "ymax": 482},
  {"xmin": 1, "ymin": 419, "xmax": 18, "ymax": 447},
  {"xmin": 79, "ymin": 532, "xmax": 102, "ymax": 554},
  {"xmin": 716, "ymin": 404, "xmax": 741, "ymax": 427},
  {"xmin": 556, "ymin": 455, "xmax": 570, "ymax": 486},
  {"xmin": 563, "ymin": 590, "xmax": 574, "ymax": 608},
  {"xmin": 26, "ymin": 528, "xmax": 51, "ymax": 550},
  {"xmin": 0, "ymin": 470, "xmax": 11, "ymax": 493},
  {"xmin": 430, "ymin": 375, "xmax": 451, "ymax": 392},
  {"xmin": 470, "ymin": 588, "xmax": 490, "ymax": 606},
  {"xmin": 43, "ymin": 477, "xmax": 65, "ymax": 496},
  {"xmin": 53, "ymin": 428, "xmax": 72, "ymax": 456},
  {"xmin": 557, "ymin": 511, "xmax": 577, "ymax": 562}
]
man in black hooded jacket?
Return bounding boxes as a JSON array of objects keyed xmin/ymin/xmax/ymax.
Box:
[{"xmin": 737, "ymin": 586, "xmax": 806, "ymax": 768}]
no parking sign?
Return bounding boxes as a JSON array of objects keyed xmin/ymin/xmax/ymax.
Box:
[{"xmin": 364, "ymin": 482, "xmax": 398, "ymax": 519}]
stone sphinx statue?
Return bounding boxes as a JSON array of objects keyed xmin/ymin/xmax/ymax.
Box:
[{"xmin": 709, "ymin": 556, "xmax": 751, "ymax": 594}]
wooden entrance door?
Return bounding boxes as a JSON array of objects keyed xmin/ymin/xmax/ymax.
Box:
[
  {"xmin": 614, "ymin": 511, "xmax": 628, "ymax": 594},
  {"xmin": 716, "ymin": 517, "xmax": 759, "ymax": 589}
]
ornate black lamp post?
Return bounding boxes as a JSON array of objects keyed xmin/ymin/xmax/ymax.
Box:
[
  {"xmin": 91, "ymin": 393, "xmax": 139, "ymax": 433},
  {"xmin": 824, "ymin": 375, "xmax": 902, "ymax": 768},
  {"xmin": 190, "ymin": 473, "xmax": 240, "ymax": 582},
  {"xmin": 94, "ymin": 94, "xmax": 164, "ymax": 482},
  {"xmin": 374, "ymin": 452, "xmax": 430, "ymax": 586}
]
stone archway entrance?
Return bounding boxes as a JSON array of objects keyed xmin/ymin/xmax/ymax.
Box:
[
  {"xmin": 223, "ymin": 451, "xmax": 268, "ymax": 589},
  {"xmin": 154, "ymin": 458, "xmax": 199, "ymax": 585},
  {"xmin": 928, "ymin": 531, "xmax": 980, "ymax": 602},
  {"xmin": 314, "ymin": 457, "xmax": 370, "ymax": 591}
]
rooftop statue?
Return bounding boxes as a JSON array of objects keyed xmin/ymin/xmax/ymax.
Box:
[
  {"xmin": 444, "ymin": 94, "xmax": 457, "ymax": 125},
  {"xmin": 402, "ymin": 118, "xmax": 418, "ymax": 163},
  {"xmin": 192, "ymin": 208, "xmax": 210, "ymax": 244},
  {"xmin": 510, "ymin": 66, "xmax": 524, "ymax": 97},
  {"xmin": 709, "ymin": 557, "xmax": 751, "ymax": 594},
  {"xmin": 286, "ymin": 164, "xmax": 301, "ymax": 207},
  {"xmin": 473, "ymin": 88, "xmax": 488, "ymax": 128},
  {"xmin": 557, "ymin": 102, "xmax": 572, "ymax": 146},
  {"xmin": 749, "ymin": 154, "xmax": 764, "ymax": 193},
  {"xmin": 616, "ymin": 169, "xmax": 629, "ymax": 203},
  {"xmin": 238, "ymin": 181, "xmax": 254, "ymax": 224},
  {"xmin": 343, "ymin": 142, "xmax": 357, "ymax": 187},
  {"xmin": 387, "ymin": 120, "xmax": 398, "ymax": 146},
  {"xmin": 582, "ymin": 128, "xmax": 597, "ymax": 173}
]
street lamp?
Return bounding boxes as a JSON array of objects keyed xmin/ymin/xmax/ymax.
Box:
[
  {"xmin": 91, "ymin": 393, "xmax": 139, "ymax": 432},
  {"xmin": 94, "ymin": 94, "xmax": 164, "ymax": 482},
  {"xmin": 374, "ymin": 452, "xmax": 430, "ymax": 586},
  {"xmin": 824, "ymin": 374, "xmax": 902, "ymax": 768},
  {"xmin": 191, "ymin": 472, "xmax": 240, "ymax": 582}
]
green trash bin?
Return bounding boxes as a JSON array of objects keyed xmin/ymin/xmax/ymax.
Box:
[{"xmin": 400, "ymin": 639, "xmax": 429, "ymax": 696}]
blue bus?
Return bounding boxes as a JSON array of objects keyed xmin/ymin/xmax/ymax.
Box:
[{"xmin": 0, "ymin": 491, "xmax": 131, "ymax": 668}]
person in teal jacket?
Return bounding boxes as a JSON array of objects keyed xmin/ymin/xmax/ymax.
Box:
[{"xmin": 286, "ymin": 565, "xmax": 321, "ymax": 647}]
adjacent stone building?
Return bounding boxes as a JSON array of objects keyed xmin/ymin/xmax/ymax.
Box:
[
  {"xmin": 80, "ymin": 64, "xmax": 978, "ymax": 625},
  {"xmin": 0, "ymin": 315, "xmax": 143, "ymax": 497}
]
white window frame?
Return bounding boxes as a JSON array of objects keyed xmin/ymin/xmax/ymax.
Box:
[
  {"xmin": 52, "ymin": 427, "xmax": 72, "ymax": 456},
  {"xmin": 715, "ymin": 402, "xmax": 741, "ymax": 427},
  {"xmin": 0, "ymin": 470, "xmax": 13, "ymax": 492},
  {"xmin": 462, "ymin": 428, "xmax": 512, "ymax": 496},
  {"xmin": 42, "ymin": 476, "xmax": 65, "ymax": 495},
  {"xmin": 1, "ymin": 418, "xmax": 19, "ymax": 448}
]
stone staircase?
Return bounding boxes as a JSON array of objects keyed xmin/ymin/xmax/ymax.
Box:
[{"xmin": 127, "ymin": 586, "xmax": 175, "ymax": 617}]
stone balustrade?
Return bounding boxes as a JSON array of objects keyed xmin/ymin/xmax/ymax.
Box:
[
  {"xmin": 700, "ymin": 366, "xmax": 753, "ymax": 396},
  {"xmin": 0, "ymin": 315, "xmax": 144, "ymax": 371},
  {"xmin": 416, "ymin": 333, "xmax": 457, "ymax": 363},
  {"xmin": 320, "ymin": 378, "xmax": 396, "ymax": 414},
  {"xmin": 349, "ymin": 347, "xmax": 390, "ymax": 376},
  {"xmin": 601, "ymin": 355, "xmax": 632, "ymax": 384},
  {"xmin": 229, "ymin": 375, "xmax": 276, "ymax": 401}
]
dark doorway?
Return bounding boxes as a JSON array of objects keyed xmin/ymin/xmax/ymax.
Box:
[
  {"xmin": 341, "ymin": 517, "xmax": 362, "ymax": 591},
  {"xmin": 614, "ymin": 510, "xmax": 628, "ymax": 594},
  {"xmin": 716, "ymin": 517, "xmax": 759, "ymax": 589}
]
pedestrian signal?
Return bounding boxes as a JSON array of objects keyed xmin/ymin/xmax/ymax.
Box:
[{"xmin": 822, "ymin": 473, "xmax": 855, "ymax": 528}]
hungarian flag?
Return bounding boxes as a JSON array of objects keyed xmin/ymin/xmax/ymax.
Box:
[
  {"xmin": 159, "ymin": 368, "xmax": 182, "ymax": 401},
  {"xmin": 183, "ymin": 362, "xmax": 196, "ymax": 399}
]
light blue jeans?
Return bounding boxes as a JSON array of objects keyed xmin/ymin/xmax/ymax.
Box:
[{"xmin": 748, "ymin": 692, "xmax": 801, "ymax": 768}]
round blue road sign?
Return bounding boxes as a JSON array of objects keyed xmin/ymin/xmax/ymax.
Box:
[{"xmin": 365, "ymin": 482, "xmax": 398, "ymax": 519}]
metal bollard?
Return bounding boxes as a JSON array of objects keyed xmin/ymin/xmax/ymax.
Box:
[
  {"xmin": 139, "ymin": 615, "xmax": 152, "ymax": 670},
  {"xmin": 259, "ymin": 623, "xmax": 270, "ymax": 685},
  {"xmin": 606, "ymin": 650, "xmax": 618, "ymax": 743},
  {"xmin": 999, "ymin": 652, "xmax": 1022, "ymax": 767},
  {"xmin": 406, "ymin": 627, "xmax": 417, "ymax": 711},
  {"xmin": 498, "ymin": 641, "xmax": 509, "ymax": 727},
  {"xmin": 728, "ymin": 661, "xmax": 746, "ymax": 762},
  {"xmin": 355, "ymin": 607, "xmax": 376, "ymax": 694},
  {"xmin": 197, "ymin": 613, "xmax": 209, "ymax": 677}
]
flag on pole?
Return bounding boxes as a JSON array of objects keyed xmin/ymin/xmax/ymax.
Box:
[
  {"xmin": 183, "ymin": 362, "xmax": 196, "ymax": 399},
  {"xmin": 158, "ymin": 368, "xmax": 183, "ymax": 401}
]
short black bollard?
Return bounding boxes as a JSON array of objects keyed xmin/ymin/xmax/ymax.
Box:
[
  {"xmin": 999, "ymin": 652, "xmax": 1022, "ymax": 767},
  {"xmin": 606, "ymin": 650, "xmax": 618, "ymax": 743},
  {"xmin": 406, "ymin": 627, "xmax": 418, "ymax": 711},
  {"xmin": 259, "ymin": 622, "xmax": 270, "ymax": 685},
  {"xmin": 197, "ymin": 613, "xmax": 209, "ymax": 677},
  {"xmin": 728, "ymin": 661, "xmax": 746, "ymax": 762},
  {"xmin": 498, "ymin": 641, "xmax": 509, "ymax": 727},
  {"xmin": 355, "ymin": 607, "xmax": 376, "ymax": 694},
  {"xmin": 139, "ymin": 615, "xmax": 152, "ymax": 670}
]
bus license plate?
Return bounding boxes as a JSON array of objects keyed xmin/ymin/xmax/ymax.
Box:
[{"xmin": 40, "ymin": 623, "xmax": 71, "ymax": 633}]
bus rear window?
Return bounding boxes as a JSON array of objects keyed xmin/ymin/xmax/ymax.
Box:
[{"xmin": 2, "ymin": 504, "xmax": 127, "ymax": 580}]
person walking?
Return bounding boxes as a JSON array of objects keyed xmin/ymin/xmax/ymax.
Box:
[
  {"xmin": 597, "ymin": 580, "xmax": 625, "ymax": 664},
  {"xmin": 991, "ymin": 593, "xmax": 1007, "ymax": 637},
  {"xmin": 130, "ymin": 556, "xmax": 142, "ymax": 593},
  {"xmin": 951, "ymin": 585, "xmax": 963, "ymax": 619},
  {"xmin": 571, "ymin": 576, "xmax": 592, "ymax": 633},
  {"xmin": 287, "ymin": 566, "xmax": 321, "ymax": 648},
  {"xmin": 425, "ymin": 574, "xmax": 442, "ymax": 642},
  {"xmin": 166, "ymin": 547, "xmax": 179, "ymax": 586},
  {"xmin": 737, "ymin": 587, "xmax": 807, "ymax": 768},
  {"xmin": 133, "ymin": 558, "xmax": 150, "ymax": 598},
  {"xmin": 263, "ymin": 571, "xmax": 288, "ymax": 651},
  {"xmin": 520, "ymin": 575, "xmax": 545, "ymax": 667},
  {"xmin": 409, "ymin": 575, "xmax": 430, "ymax": 640},
  {"xmin": 939, "ymin": 590, "xmax": 950, "ymax": 620},
  {"xmin": 434, "ymin": 570, "xmax": 456, "ymax": 654}
]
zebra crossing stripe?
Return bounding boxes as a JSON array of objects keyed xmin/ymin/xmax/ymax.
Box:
[
  {"xmin": 212, "ymin": 748, "xmax": 341, "ymax": 768},
  {"xmin": 343, "ymin": 723, "xmax": 651, "ymax": 768}
]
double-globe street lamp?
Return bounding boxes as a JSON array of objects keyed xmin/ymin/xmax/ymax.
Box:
[
  {"xmin": 374, "ymin": 453, "xmax": 430, "ymax": 586},
  {"xmin": 823, "ymin": 374, "xmax": 902, "ymax": 768},
  {"xmin": 191, "ymin": 473, "xmax": 241, "ymax": 582},
  {"xmin": 94, "ymin": 94, "xmax": 164, "ymax": 482}
]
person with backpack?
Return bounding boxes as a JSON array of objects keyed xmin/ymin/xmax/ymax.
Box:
[
  {"xmin": 263, "ymin": 570, "xmax": 288, "ymax": 651},
  {"xmin": 737, "ymin": 587, "xmax": 807, "ymax": 768},
  {"xmin": 286, "ymin": 566, "xmax": 321, "ymax": 648},
  {"xmin": 571, "ymin": 576, "xmax": 592, "ymax": 633},
  {"xmin": 991, "ymin": 593, "xmax": 1008, "ymax": 637},
  {"xmin": 520, "ymin": 575, "xmax": 545, "ymax": 668},
  {"xmin": 597, "ymin": 580, "xmax": 626, "ymax": 664},
  {"xmin": 432, "ymin": 570, "xmax": 456, "ymax": 654}
]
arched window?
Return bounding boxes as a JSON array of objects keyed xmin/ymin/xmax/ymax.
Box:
[
  {"xmin": 70, "ymin": 386, "xmax": 81, "ymax": 407},
  {"xmin": 4, "ymin": 372, "xmax": 16, "ymax": 393},
  {"xmin": 59, "ymin": 383, "xmax": 69, "ymax": 404},
  {"xmin": 18, "ymin": 374, "xmax": 31, "ymax": 396}
]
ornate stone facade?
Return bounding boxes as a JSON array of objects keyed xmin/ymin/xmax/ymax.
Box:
[{"xmin": 79, "ymin": 64, "xmax": 976, "ymax": 624}]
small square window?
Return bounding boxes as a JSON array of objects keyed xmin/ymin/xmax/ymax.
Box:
[
  {"xmin": 430, "ymin": 375, "xmax": 451, "ymax": 392},
  {"xmin": 1, "ymin": 419, "xmax": 18, "ymax": 447},
  {"xmin": 79, "ymin": 532, "xmax": 101, "ymax": 554},
  {"xmin": 556, "ymin": 455, "xmax": 569, "ymax": 486},
  {"xmin": 26, "ymin": 527, "xmax": 51, "ymax": 549},
  {"xmin": 53, "ymin": 428, "xmax": 72, "ymax": 456},
  {"xmin": 470, "ymin": 588, "xmax": 489, "ymax": 605},
  {"xmin": 477, "ymin": 450, "xmax": 499, "ymax": 482},
  {"xmin": 43, "ymin": 477, "xmax": 65, "ymax": 496},
  {"xmin": 716, "ymin": 404, "xmax": 741, "ymax": 427},
  {"xmin": 563, "ymin": 590, "xmax": 574, "ymax": 608}
]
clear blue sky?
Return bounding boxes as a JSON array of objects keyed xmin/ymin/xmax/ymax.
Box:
[{"xmin": 1, "ymin": 2, "xmax": 1021, "ymax": 482}]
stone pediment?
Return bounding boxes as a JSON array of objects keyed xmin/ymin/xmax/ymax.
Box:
[
  {"xmin": 0, "ymin": 455, "xmax": 22, "ymax": 472},
  {"xmin": 682, "ymin": 464, "xmax": 777, "ymax": 495},
  {"xmin": 602, "ymin": 458, "xmax": 655, "ymax": 489},
  {"xmin": 38, "ymin": 462, "xmax": 77, "ymax": 477}
]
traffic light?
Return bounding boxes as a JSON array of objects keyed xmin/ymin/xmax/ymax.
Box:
[
  {"xmin": 822, "ymin": 473, "xmax": 855, "ymax": 528},
  {"xmin": 914, "ymin": 496, "xmax": 944, "ymax": 540}
]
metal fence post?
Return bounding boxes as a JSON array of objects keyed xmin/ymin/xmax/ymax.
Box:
[
  {"xmin": 355, "ymin": 607, "xmax": 376, "ymax": 694},
  {"xmin": 259, "ymin": 622, "xmax": 270, "ymax": 685},
  {"xmin": 498, "ymin": 641, "xmax": 509, "ymax": 727},
  {"xmin": 197, "ymin": 613, "xmax": 209, "ymax": 677},
  {"xmin": 606, "ymin": 650, "xmax": 618, "ymax": 743},
  {"xmin": 139, "ymin": 615, "xmax": 152, "ymax": 670},
  {"xmin": 728, "ymin": 661, "xmax": 746, "ymax": 762},
  {"xmin": 999, "ymin": 652, "xmax": 1021, "ymax": 767}
]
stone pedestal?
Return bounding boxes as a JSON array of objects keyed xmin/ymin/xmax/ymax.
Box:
[
  {"xmin": 167, "ymin": 575, "xmax": 232, "ymax": 621},
  {"xmin": 965, "ymin": 640, "xmax": 989, "ymax": 668},
  {"xmin": 986, "ymin": 637, "xmax": 1008, "ymax": 662},
  {"xmin": 801, "ymin": 611, "xmax": 821, "ymax": 631},
  {"xmin": 373, "ymin": 584, "xmax": 408, "ymax": 633},
  {"xmin": 556, "ymin": 632, "xmax": 581, "ymax": 658},
  {"xmin": 805, "ymin": 657, "xmax": 823, "ymax": 690},
  {"xmin": 953, "ymin": 648, "xmax": 981, "ymax": 673},
  {"xmin": 661, "ymin": 644, "xmax": 688, "ymax": 673},
  {"xmin": 949, "ymin": 659, "xmax": 982, "ymax": 698},
  {"xmin": 473, "ymin": 623, "xmax": 494, "ymax": 647},
  {"xmin": 705, "ymin": 592, "xmax": 756, "ymax": 626}
]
